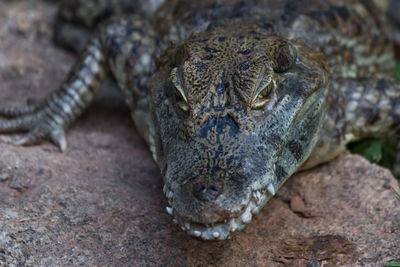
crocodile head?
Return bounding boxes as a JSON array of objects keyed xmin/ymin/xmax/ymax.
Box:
[{"xmin": 150, "ymin": 23, "xmax": 330, "ymax": 240}]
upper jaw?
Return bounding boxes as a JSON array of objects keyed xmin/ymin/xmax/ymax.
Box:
[{"xmin": 163, "ymin": 182, "xmax": 277, "ymax": 240}]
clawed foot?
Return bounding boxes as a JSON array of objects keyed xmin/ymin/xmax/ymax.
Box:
[{"xmin": 0, "ymin": 102, "xmax": 68, "ymax": 151}]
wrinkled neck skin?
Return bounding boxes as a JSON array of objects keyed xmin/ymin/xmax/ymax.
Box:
[{"xmin": 148, "ymin": 23, "xmax": 330, "ymax": 240}]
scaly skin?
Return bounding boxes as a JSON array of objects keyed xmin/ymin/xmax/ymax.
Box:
[{"xmin": 1, "ymin": 0, "xmax": 399, "ymax": 240}]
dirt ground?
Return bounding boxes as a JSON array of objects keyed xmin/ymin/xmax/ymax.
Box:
[{"xmin": 0, "ymin": 1, "xmax": 399, "ymax": 266}]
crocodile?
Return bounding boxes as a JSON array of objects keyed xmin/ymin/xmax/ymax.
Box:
[{"xmin": 0, "ymin": 0, "xmax": 399, "ymax": 240}]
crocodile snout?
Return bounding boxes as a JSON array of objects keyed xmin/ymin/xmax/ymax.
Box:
[{"xmin": 193, "ymin": 181, "xmax": 223, "ymax": 202}]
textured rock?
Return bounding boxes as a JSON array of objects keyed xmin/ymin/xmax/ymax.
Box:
[{"xmin": 0, "ymin": 1, "xmax": 399, "ymax": 266}]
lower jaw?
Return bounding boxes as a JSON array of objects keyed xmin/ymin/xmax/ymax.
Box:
[{"xmin": 164, "ymin": 185, "xmax": 276, "ymax": 240}]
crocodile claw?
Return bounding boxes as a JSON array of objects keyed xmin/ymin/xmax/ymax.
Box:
[
  {"xmin": 50, "ymin": 128, "xmax": 68, "ymax": 152},
  {"xmin": 0, "ymin": 104, "xmax": 68, "ymax": 152}
]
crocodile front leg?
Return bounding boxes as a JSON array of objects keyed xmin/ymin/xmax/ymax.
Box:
[
  {"xmin": 303, "ymin": 76, "xmax": 400, "ymax": 169},
  {"xmin": 0, "ymin": 16, "xmax": 156, "ymax": 151}
]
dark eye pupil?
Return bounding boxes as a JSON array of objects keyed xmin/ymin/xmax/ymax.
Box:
[
  {"xmin": 175, "ymin": 91, "xmax": 183, "ymax": 100},
  {"xmin": 174, "ymin": 90, "xmax": 189, "ymax": 112}
]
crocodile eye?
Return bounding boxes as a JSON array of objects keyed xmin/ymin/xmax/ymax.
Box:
[
  {"xmin": 171, "ymin": 67, "xmax": 190, "ymax": 112},
  {"xmin": 251, "ymin": 80, "xmax": 275, "ymax": 109},
  {"xmin": 175, "ymin": 92, "xmax": 190, "ymax": 112}
]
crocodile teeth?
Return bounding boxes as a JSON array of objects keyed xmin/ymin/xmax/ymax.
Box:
[
  {"xmin": 163, "ymin": 184, "xmax": 167, "ymax": 194},
  {"xmin": 173, "ymin": 183, "xmax": 277, "ymax": 240},
  {"xmin": 177, "ymin": 199, "xmax": 264, "ymax": 240},
  {"xmin": 229, "ymin": 218, "xmax": 240, "ymax": 232},
  {"xmin": 166, "ymin": 206, "xmax": 173, "ymax": 215},
  {"xmin": 181, "ymin": 199, "xmax": 263, "ymax": 239},
  {"xmin": 193, "ymin": 230, "xmax": 201, "ymax": 237},
  {"xmin": 252, "ymin": 190, "xmax": 262, "ymax": 203},
  {"xmin": 184, "ymin": 222, "xmax": 190, "ymax": 230},
  {"xmin": 241, "ymin": 208, "xmax": 252, "ymax": 223},
  {"xmin": 252, "ymin": 206, "xmax": 261, "ymax": 214},
  {"xmin": 267, "ymin": 184, "xmax": 276, "ymax": 196},
  {"xmin": 252, "ymin": 191, "xmax": 258, "ymax": 201}
]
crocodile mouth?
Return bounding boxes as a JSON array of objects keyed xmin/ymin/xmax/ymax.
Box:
[{"xmin": 163, "ymin": 183, "xmax": 276, "ymax": 240}]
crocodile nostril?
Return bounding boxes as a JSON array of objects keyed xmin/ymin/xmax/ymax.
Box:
[{"xmin": 193, "ymin": 183, "xmax": 222, "ymax": 202}]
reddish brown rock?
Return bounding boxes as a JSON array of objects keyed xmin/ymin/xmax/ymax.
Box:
[{"xmin": 0, "ymin": 1, "xmax": 399, "ymax": 266}]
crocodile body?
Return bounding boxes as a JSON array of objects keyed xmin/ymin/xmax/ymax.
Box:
[{"xmin": 1, "ymin": 0, "xmax": 399, "ymax": 240}]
